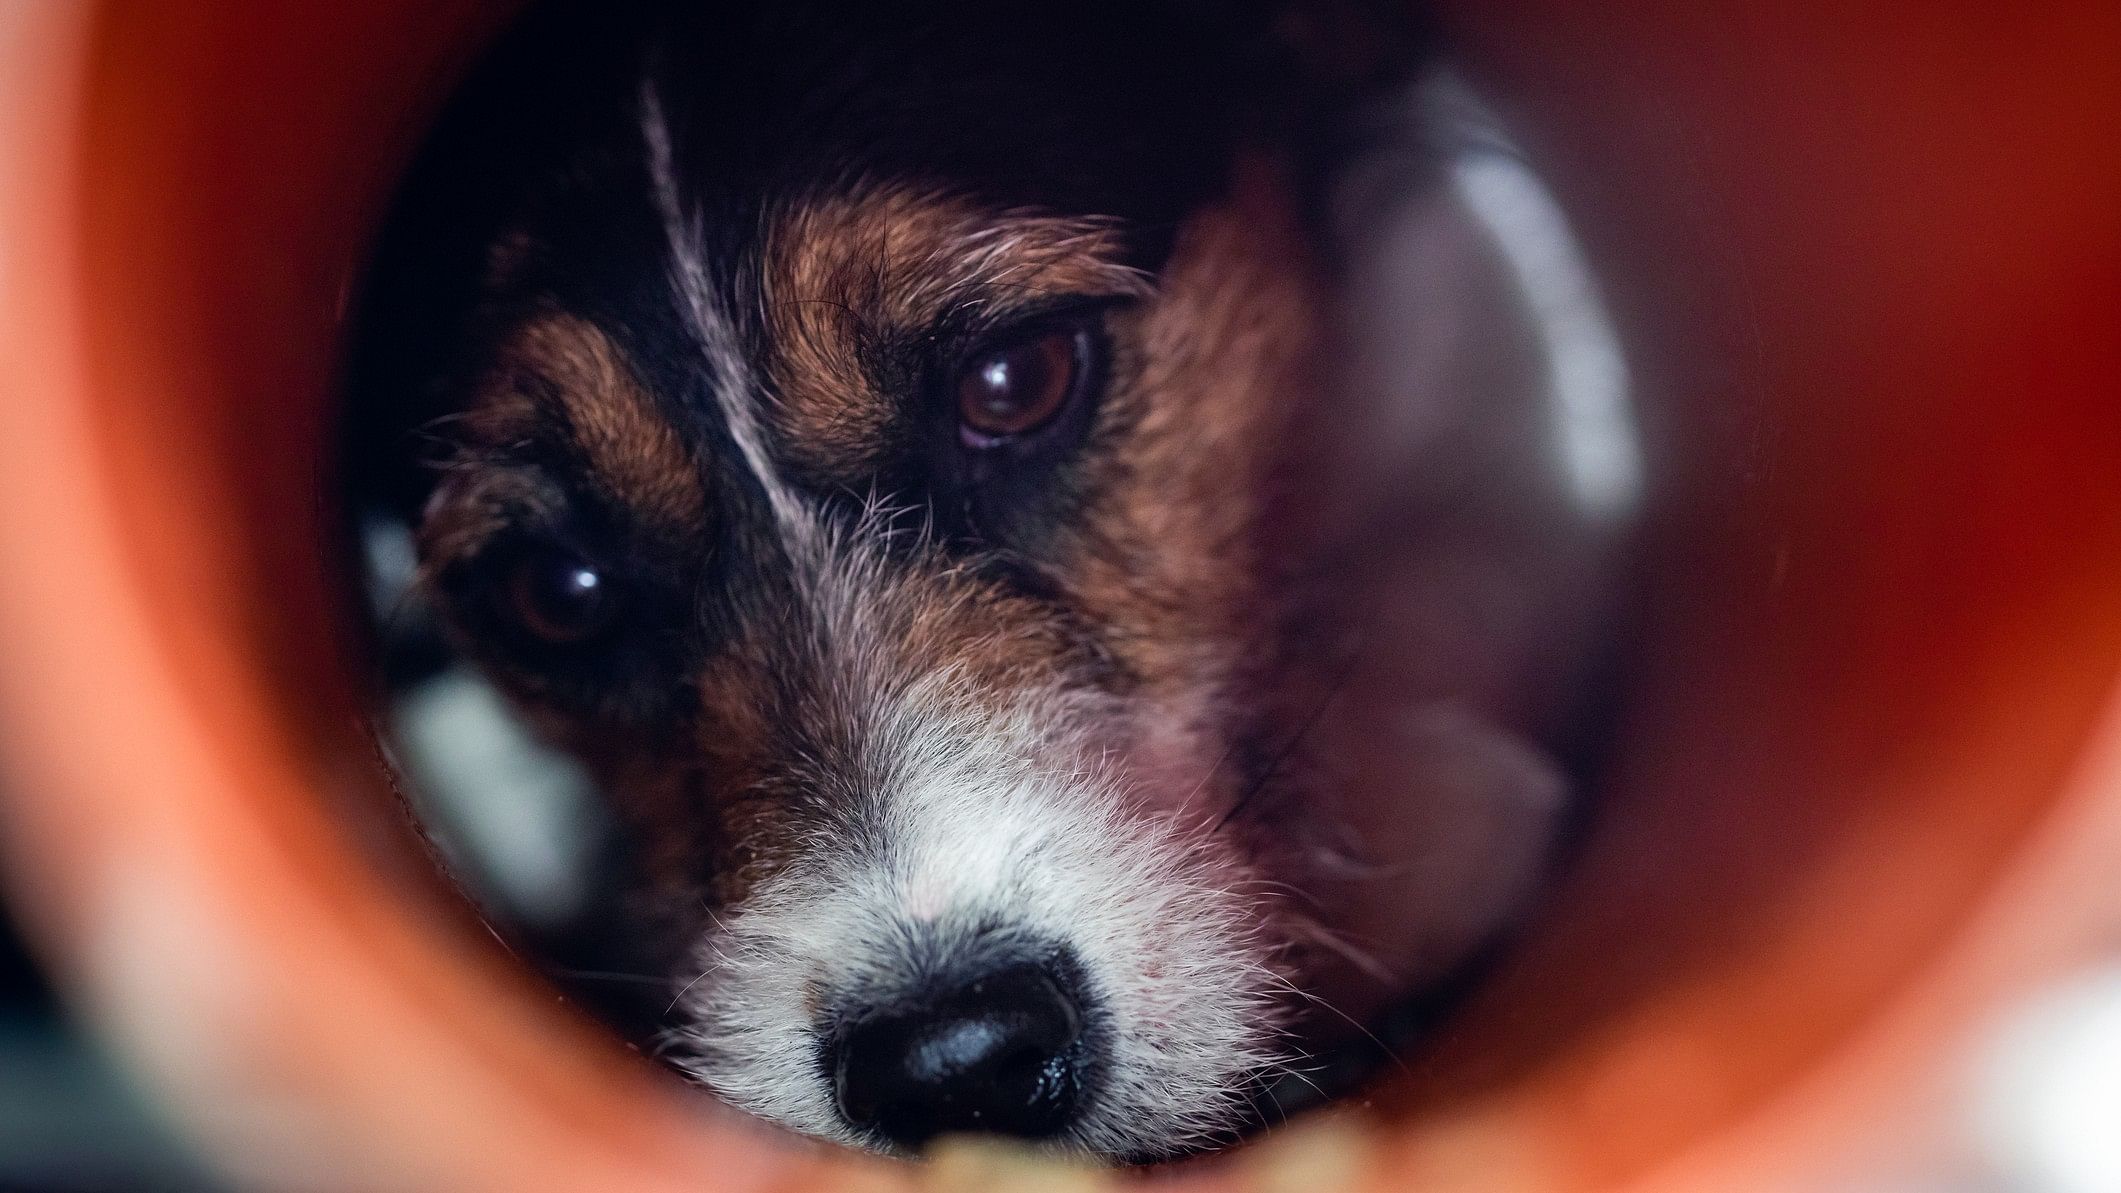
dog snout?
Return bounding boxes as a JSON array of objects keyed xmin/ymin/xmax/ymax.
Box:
[{"xmin": 828, "ymin": 953, "xmax": 1093, "ymax": 1149}]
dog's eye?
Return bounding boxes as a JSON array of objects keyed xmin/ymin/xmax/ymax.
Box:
[
  {"xmin": 428, "ymin": 521, "xmax": 681, "ymax": 722},
  {"xmin": 956, "ymin": 327, "xmax": 1083, "ymax": 445},
  {"xmin": 497, "ymin": 541, "xmax": 618, "ymax": 645}
]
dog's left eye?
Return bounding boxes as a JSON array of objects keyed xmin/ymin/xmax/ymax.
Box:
[
  {"xmin": 954, "ymin": 325, "xmax": 1086, "ymax": 447},
  {"xmin": 924, "ymin": 313, "xmax": 1108, "ymax": 541}
]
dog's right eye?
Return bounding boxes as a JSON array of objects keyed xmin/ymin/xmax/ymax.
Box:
[
  {"xmin": 498, "ymin": 541, "xmax": 619, "ymax": 646},
  {"xmin": 428, "ymin": 524, "xmax": 687, "ymax": 724}
]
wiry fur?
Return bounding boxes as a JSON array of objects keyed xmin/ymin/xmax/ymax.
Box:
[
  {"xmin": 668, "ymin": 677, "xmax": 1283, "ymax": 1156},
  {"xmin": 630, "ymin": 447, "xmax": 1293, "ymax": 1154}
]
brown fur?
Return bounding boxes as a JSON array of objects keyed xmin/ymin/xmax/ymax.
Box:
[
  {"xmin": 416, "ymin": 313, "xmax": 708, "ymax": 565},
  {"xmin": 761, "ymin": 186, "xmax": 1153, "ymax": 486},
  {"xmin": 500, "ymin": 313, "xmax": 709, "ymax": 536},
  {"xmin": 419, "ymin": 172, "xmax": 1330, "ymax": 942},
  {"xmin": 1037, "ymin": 165, "xmax": 1324, "ymax": 737}
]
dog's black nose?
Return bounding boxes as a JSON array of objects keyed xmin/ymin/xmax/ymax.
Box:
[{"xmin": 830, "ymin": 959, "xmax": 1087, "ymax": 1149}]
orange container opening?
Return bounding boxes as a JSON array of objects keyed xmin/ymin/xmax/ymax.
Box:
[{"xmin": 1, "ymin": 3, "xmax": 2116, "ymax": 1190}]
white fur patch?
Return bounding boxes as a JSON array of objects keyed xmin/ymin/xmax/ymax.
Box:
[{"xmin": 666, "ymin": 676, "xmax": 1286, "ymax": 1158}]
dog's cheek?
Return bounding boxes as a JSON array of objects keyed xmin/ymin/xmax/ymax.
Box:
[
  {"xmin": 1064, "ymin": 192, "xmax": 1327, "ymax": 739},
  {"xmin": 684, "ymin": 660, "xmax": 808, "ymax": 911},
  {"xmin": 566, "ymin": 737, "xmax": 703, "ymax": 896}
]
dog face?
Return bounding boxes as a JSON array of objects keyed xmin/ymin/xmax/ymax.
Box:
[{"xmin": 386, "ymin": 0, "xmax": 1592, "ymax": 1162}]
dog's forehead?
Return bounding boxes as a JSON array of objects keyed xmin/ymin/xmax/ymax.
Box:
[
  {"xmin": 766, "ymin": 189, "xmax": 1147, "ymax": 325},
  {"xmin": 443, "ymin": 193, "xmax": 1151, "ymax": 571},
  {"xmin": 659, "ymin": 1, "xmax": 1245, "ymax": 222},
  {"xmin": 435, "ymin": 0, "xmax": 1265, "ymax": 571}
]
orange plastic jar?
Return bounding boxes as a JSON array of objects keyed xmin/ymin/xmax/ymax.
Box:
[{"xmin": 1, "ymin": 4, "xmax": 2116, "ymax": 1190}]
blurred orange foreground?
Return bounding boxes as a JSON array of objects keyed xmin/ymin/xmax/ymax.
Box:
[{"xmin": 1, "ymin": 2, "xmax": 2117, "ymax": 1190}]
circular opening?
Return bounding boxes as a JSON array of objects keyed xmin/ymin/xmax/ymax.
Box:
[{"xmin": 2, "ymin": 2, "xmax": 2117, "ymax": 1189}]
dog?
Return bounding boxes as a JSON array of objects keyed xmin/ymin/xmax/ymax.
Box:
[{"xmin": 348, "ymin": 0, "xmax": 1636, "ymax": 1162}]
